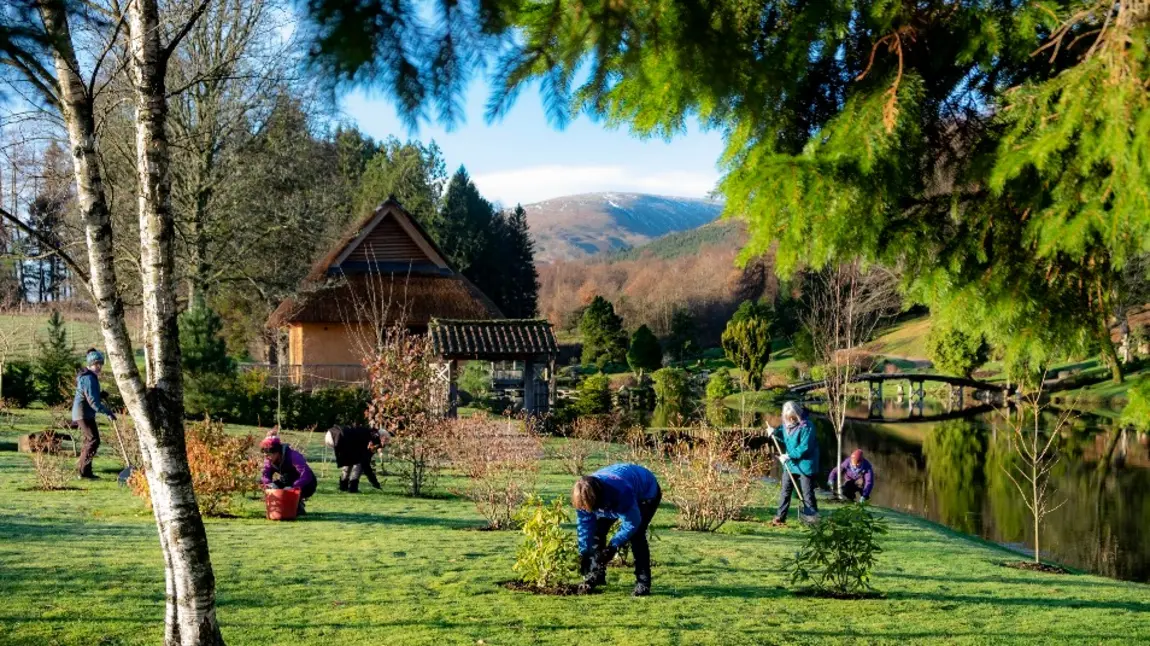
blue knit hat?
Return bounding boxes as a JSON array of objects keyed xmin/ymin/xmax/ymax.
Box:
[{"xmin": 86, "ymin": 349, "xmax": 105, "ymax": 366}]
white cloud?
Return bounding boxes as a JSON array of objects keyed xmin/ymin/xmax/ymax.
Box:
[{"xmin": 471, "ymin": 165, "xmax": 719, "ymax": 206}]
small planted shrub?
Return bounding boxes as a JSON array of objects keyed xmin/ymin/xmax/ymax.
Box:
[
  {"xmin": 129, "ymin": 419, "xmax": 260, "ymax": 516},
  {"xmin": 27, "ymin": 429, "xmax": 76, "ymax": 491},
  {"xmin": 365, "ymin": 324, "xmax": 445, "ymax": 497},
  {"xmin": 785, "ymin": 503, "xmax": 888, "ymax": 598},
  {"xmin": 510, "ymin": 495, "xmax": 579, "ymax": 593},
  {"xmin": 446, "ymin": 417, "xmax": 542, "ymax": 529},
  {"xmin": 645, "ymin": 428, "xmax": 768, "ymax": 532}
]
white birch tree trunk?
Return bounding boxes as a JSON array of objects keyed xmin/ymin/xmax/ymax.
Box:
[{"xmin": 38, "ymin": 1, "xmax": 225, "ymax": 643}]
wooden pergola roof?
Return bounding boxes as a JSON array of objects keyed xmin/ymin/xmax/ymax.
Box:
[{"xmin": 429, "ymin": 319, "xmax": 559, "ymax": 360}]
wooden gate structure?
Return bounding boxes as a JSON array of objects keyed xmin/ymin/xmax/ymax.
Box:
[{"xmin": 428, "ymin": 319, "xmax": 559, "ymax": 417}]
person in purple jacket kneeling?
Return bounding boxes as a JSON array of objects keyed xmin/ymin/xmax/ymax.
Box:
[
  {"xmin": 260, "ymin": 432, "xmax": 317, "ymax": 515},
  {"xmin": 828, "ymin": 449, "xmax": 875, "ymax": 503},
  {"xmin": 572, "ymin": 463, "xmax": 662, "ymax": 597}
]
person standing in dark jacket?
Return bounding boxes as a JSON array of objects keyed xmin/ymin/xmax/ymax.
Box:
[
  {"xmin": 261, "ymin": 432, "xmax": 317, "ymax": 514},
  {"xmin": 572, "ymin": 463, "xmax": 662, "ymax": 596},
  {"xmin": 326, "ymin": 425, "xmax": 384, "ymax": 493},
  {"xmin": 828, "ymin": 449, "xmax": 875, "ymax": 502},
  {"xmin": 73, "ymin": 349, "xmax": 116, "ymax": 479}
]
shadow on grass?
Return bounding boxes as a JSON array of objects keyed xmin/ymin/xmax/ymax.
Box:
[
  {"xmin": 0, "ymin": 441, "xmax": 17, "ymax": 452},
  {"xmin": 307, "ymin": 511, "xmax": 483, "ymax": 530},
  {"xmin": 880, "ymin": 571, "xmax": 1131, "ymax": 589},
  {"xmin": 883, "ymin": 590, "xmax": 1150, "ymax": 612},
  {"xmin": 0, "ymin": 517, "xmax": 155, "ymax": 541}
]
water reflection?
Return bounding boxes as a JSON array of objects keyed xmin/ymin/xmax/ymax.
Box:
[{"xmin": 827, "ymin": 408, "xmax": 1150, "ymax": 582}]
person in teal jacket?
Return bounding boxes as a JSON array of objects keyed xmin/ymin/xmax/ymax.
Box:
[{"xmin": 770, "ymin": 401, "xmax": 819, "ymax": 525}]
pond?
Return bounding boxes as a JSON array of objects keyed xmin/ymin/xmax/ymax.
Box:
[{"xmin": 802, "ymin": 398, "xmax": 1150, "ymax": 583}]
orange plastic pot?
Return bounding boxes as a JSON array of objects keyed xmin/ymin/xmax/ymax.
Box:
[{"xmin": 265, "ymin": 487, "xmax": 300, "ymax": 521}]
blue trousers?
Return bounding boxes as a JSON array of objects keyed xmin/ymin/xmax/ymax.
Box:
[{"xmin": 775, "ymin": 472, "xmax": 818, "ymax": 520}]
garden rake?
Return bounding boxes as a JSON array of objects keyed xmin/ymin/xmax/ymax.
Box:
[{"xmin": 767, "ymin": 428, "xmax": 819, "ymax": 524}]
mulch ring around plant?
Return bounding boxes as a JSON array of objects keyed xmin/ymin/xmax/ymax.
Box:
[
  {"xmin": 500, "ymin": 580, "xmax": 587, "ymax": 596},
  {"xmin": 791, "ymin": 587, "xmax": 885, "ymax": 600},
  {"xmin": 999, "ymin": 561, "xmax": 1071, "ymax": 575}
]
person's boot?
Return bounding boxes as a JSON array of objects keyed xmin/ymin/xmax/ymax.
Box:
[
  {"xmin": 633, "ymin": 574, "xmax": 651, "ymax": 597},
  {"xmin": 338, "ymin": 477, "xmax": 348, "ymax": 492},
  {"xmin": 348, "ymin": 480, "xmax": 360, "ymax": 494}
]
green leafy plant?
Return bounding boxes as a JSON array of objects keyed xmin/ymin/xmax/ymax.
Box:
[
  {"xmin": 512, "ymin": 495, "xmax": 579, "ymax": 590},
  {"xmin": 785, "ymin": 503, "xmax": 888, "ymax": 597}
]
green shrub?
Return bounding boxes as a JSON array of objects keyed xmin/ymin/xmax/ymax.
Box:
[
  {"xmin": 706, "ymin": 367, "xmax": 737, "ymax": 402},
  {"xmin": 1, "ymin": 360, "xmax": 37, "ymax": 408},
  {"xmin": 652, "ymin": 367, "xmax": 691, "ymax": 411},
  {"xmin": 575, "ymin": 373, "xmax": 611, "ymax": 415},
  {"xmin": 512, "ymin": 495, "xmax": 579, "ymax": 589},
  {"xmin": 785, "ymin": 503, "xmax": 888, "ymax": 596},
  {"xmin": 926, "ymin": 324, "xmax": 989, "ymax": 377},
  {"xmin": 1121, "ymin": 378, "xmax": 1150, "ymax": 432},
  {"xmin": 290, "ymin": 386, "xmax": 369, "ymax": 429},
  {"xmin": 791, "ymin": 328, "xmax": 818, "ymax": 366},
  {"xmin": 230, "ymin": 369, "xmax": 280, "ymax": 426},
  {"xmin": 184, "ymin": 372, "xmax": 237, "ymax": 419},
  {"xmin": 458, "ymin": 361, "xmax": 491, "ymax": 398}
]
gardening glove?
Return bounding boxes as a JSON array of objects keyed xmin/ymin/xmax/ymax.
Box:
[
  {"xmin": 779, "ymin": 453, "xmax": 791, "ymax": 463},
  {"xmin": 859, "ymin": 497, "xmax": 868, "ymax": 504}
]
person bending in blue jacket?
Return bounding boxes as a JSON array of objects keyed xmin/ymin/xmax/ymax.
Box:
[{"xmin": 572, "ymin": 463, "xmax": 662, "ymax": 596}]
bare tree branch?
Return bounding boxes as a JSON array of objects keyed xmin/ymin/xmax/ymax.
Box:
[{"xmin": 0, "ymin": 204, "xmax": 91, "ymax": 289}]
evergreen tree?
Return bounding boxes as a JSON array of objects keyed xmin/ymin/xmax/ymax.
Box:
[
  {"xmin": 355, "ymin": 138, "xmax": 448, "ymax": 231},
  {"xmin": 721, "ymin": 315, "xmax": 772, "ymax": 391},
  {"xmin": 499, "ymin": 204, "xmax": 540, "ymax": 318},
  {"xmin": 627, "ymin": 324, "xmax": 662, "ymax": 376},
  {"xmin": 731, "ymin": 299, "xmax": 772, "ymax": 325},
  {"xmin": 179, "ymin": 299, "xmax": 236, "ymax": 416},
  {"xmin": 666, "ymin": 309, "xmax": 697, "ymax": 362},
  {"xmin": 180, "ymin": 299, "xmax": 235, "ymax": 378},
  {"xmin": 35, "ymin": 310, "xmax": 77, "ymax": 405},
  {"xmin": 580, "ymin": 296, "xmax": 627, "ymax": 367}
]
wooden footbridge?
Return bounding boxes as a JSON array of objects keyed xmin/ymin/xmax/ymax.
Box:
[{"xmin": 789, "ymin": 372, "xmax": 1012, "ymax": 405}]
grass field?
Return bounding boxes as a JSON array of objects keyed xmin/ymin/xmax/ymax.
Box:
[
  {"xmin": 0, "ymin": 310, "xmax": 120, "ymax": 361},
  {"xmin": 2, "ymin": 409, "xmax": 1149, "ymax": 645}
]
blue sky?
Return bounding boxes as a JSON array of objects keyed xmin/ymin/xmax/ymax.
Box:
[{"xmin": 341, "ymin": 78, "xmax": 725, "ymax": 206}]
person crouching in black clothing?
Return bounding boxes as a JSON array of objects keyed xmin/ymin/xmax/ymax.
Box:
[{"xmin": 327, "ymin": 426, "xmax": 384, "ymax": 493}]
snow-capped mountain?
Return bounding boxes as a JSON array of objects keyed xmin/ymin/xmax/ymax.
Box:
[{"xmin": 522, "ymin": 192, "xmax": 724, "ymax": 261}]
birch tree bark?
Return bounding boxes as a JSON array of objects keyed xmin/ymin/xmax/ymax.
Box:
[{"xmin": 31, "ymin": 1, "xmax": 225, "ymax": 644}]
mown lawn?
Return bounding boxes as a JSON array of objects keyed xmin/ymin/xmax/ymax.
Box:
[{"xmin": 2, "ymin": 409, "xmax": 1149, "ymax": 645}]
